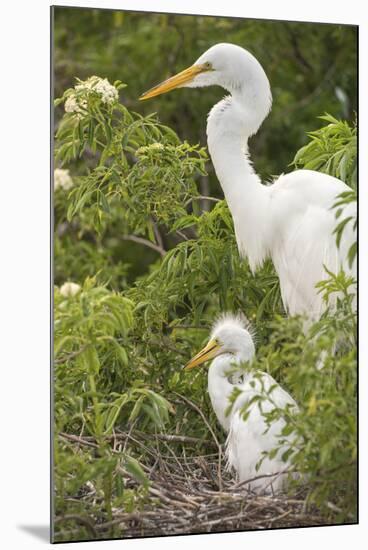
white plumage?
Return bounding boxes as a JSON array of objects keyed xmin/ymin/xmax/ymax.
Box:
[
  {"xmin": 184, "ymin": 314, "xmax": 298, "ymax": 494},
  {"xmin": 140, "ymin": 43, "xmax": 357, "ymax": 323}
]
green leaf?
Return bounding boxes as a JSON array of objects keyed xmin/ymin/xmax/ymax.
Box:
[
  {"xmin": 104, "ymin": 394, "xmax": 129, "ymax": 433},
  {"xmin": 281, "ymin": 448, "xmax": 294, "ymax": 462},
  {"xmin": 348, "ymin": 242, "xmax": 357, "ymax": 268},
  {"xmin": 123, "ymin": 456, "xmax": 149, "ymax": 488},
  {"xmin": 333, "ymin": 216, "xmax": 353, "ymax": 248}
]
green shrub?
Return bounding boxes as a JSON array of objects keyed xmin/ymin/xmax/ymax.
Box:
[{"xmin": 53, "ymin": 77, "xmax": 356, "ymax": 539}]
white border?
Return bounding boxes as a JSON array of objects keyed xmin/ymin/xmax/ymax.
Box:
[{"xmin": 1, "ymin": 1, "xmax": 366, "ymax": 548}]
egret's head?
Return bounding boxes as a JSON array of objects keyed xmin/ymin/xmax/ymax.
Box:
[
  {"xmin": 184, "ymin": 313, "xmax": 255, "ymax": 370},
  {"xmin": 140, "ymin": 43, "xmax": 271, "ymax": 101}
]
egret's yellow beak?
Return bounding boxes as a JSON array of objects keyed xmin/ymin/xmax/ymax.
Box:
[
  {"xmin": 139, "ymin": 63, "xmax": 210, "ymax": 101},
  {"xmin": 184, "ymin": 339, "xmax": 221, "ymax": 371}
]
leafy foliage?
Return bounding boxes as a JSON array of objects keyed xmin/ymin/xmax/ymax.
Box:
[
  {"xmin": 53, "ymin": 7, "xmax": 357, "ymax": 181},
  {"xmin": 53, "ymin": 10, "xmax": 357, "ymax": 542},
  {"xmin": 293, "ymin": 113, "xmax": 357, "ymax": 188}
]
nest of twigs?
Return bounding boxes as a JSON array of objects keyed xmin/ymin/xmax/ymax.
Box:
[
  {"xmin": 56, "ymin": 421, "xmax": 330, "ymax": 542},
  {"xmin": 112, "ymin": 450, "xmax": 325, "ymax": 537}
]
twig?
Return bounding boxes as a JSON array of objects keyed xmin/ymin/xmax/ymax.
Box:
[
  {"xmin": 170, "ymin": 324, "xmax": 210, "ymax": 330},
  {"xmin": 175, "ymin": 229, "xmax": 190, "ymax": 241},
  {"xmin": 231, "ymin": 467, "xmax": 294, "ymax": 492},
  {"xmin": 54, "ymin": 345, "xmax": 88, "ymax": 365},
  {"xmin": 122, "ymin": 418, "xmax": 138, "ymax": 454},
  {"xmin": 267, "ymin": 509, "xmax": 292, "ymax": 524},
  {"xmin": 121, "ymin": 234, "xmax": 166, "ymax": 256},
  {"xmin": 147, "ymin": 432, "xmax": 215, "ymax": 446},
  {"xmin": 148, "ymin": 486, "xmax": 193, "ymax": 510},
  {"xmin": 184, "ymin": 195, "xmax": 221, "ymax": 208},
  {"xmin": 59, "ymin": 432, "xmax": 99, "ymax": 449},
  {"xmin": 147, "ymin": 335, "xmax": 188, "ymax": 357},
  {"xmin": 173, "ymin": 392, "xmax": 223, "ymax": 491},
  {"xmin": 54, "ymin": 514, "xmax": 97, "ymax": 538},
  {"xmin": 63, "ymin": 429, "xmax": 215, "ymax": 447},
  {"xmin": 150, "ymin": 216, "xmax": 165, "ymax": 251}
]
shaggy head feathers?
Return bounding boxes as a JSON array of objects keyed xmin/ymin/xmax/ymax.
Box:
[
  {"xmin": 209, "ymin": 312, "xmax": 256, "ymax": 362},
  {"xmin": 211, "ymin": 312, "xmax": 256, "ymax": 342}
]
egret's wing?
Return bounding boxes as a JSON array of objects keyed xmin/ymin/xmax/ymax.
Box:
[
  {"xmin": 270, "ymin": 170, "xmax": 356, "ymax": 320},
  {"xmin": 226, "ymin": 372, "xmax": 297, "ymax": 493}
]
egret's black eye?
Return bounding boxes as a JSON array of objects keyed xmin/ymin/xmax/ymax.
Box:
[{"xmin": 203, "ymin": 61, "xmax": 213, "ymax": 71}]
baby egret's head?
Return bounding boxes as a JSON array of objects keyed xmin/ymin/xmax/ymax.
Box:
[
  {"xmin": 184, "ymin": 313, "xmax": 255, "ymax": 370},
  {"xmin": 140, "ymin": 43, "xmax": 270, "ymax": 100}
]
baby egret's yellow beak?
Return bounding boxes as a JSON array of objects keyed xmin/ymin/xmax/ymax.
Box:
[
  {"xmin": 184, "ymin": 339, "xmax": 221, "ymax": 370},
  {"xmin": 139, "ymin": 63, "xmax": 209, "ymax": 100}
]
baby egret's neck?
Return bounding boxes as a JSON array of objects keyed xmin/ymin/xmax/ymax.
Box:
[
  {"xmin": 206, "ymin": 93, "xmax": 271, "ymax": 272},
  {"xmin": 207, "ymin": 351, "xmax": 248, "ymax": 432}
]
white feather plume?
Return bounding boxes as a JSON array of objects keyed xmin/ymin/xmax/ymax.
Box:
[{"xmin": 210, "ymin": 312, "xmax": 256, "ymax": 341}]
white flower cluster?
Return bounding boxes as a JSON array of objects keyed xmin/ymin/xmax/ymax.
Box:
[
  {"xmin": 85, "ymin": 76, "xmax": 119, "ymax": 104},
  {"xmin": 54, "ymin": 168, "xmax": 74, "ymax": 191},
  {"xmin": 136, "ymin": 142, "xmax": 165, "ymax": 156},
  {"xmin": 64, "ymin": 95, "xmax": 87, "ymax": 117},
  {"xmin": 64, "ymin": 76, "xmax": 119, "ymax": 117},
  {"xmin": 59, "ymin": 282, "xmax": 81, "ymax": 297}
]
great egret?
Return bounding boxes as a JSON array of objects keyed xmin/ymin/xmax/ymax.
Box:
[
  {"xmin": 140, "ymin": 43, "xmax": 356, "ymax": 323},
  {"xmin": 184, "ymin": 314, "xmax": 298, "ymax": 494}
]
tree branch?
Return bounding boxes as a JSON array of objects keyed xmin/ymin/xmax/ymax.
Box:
[
  {"xmin": 184, "ymin": 195, "xmax": 221, "ymax": 208},
  {"xmin": 121, "ymin": 234, "xmax": 166, "ymax": 256}
]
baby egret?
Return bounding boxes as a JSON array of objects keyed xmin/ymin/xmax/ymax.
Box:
[
  {"xmin": 140, "ymin": 43, "xmax": 356, "ymax": 323},
  {"xmin": 184, "ymin": 314, "xmax": 298, "ymax": 494}
]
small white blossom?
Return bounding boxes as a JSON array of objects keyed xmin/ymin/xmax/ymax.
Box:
[
  {"xmin": 59, "ymin": 282, "xmax": 81, "ymax": 297},
  {"xmin": 136, "ymin": 146, "xmax": 148, "ymax": 156},
  {"xmin": 149, "ymin": 143, "xmax": 164, "ymax": 151},
  {"xmin": 64, "ymin": 95, "xmax": 87, "ymax": 117},
  {"xmin": 93, "ymin": 77, "xmax": 119, "ymax": 104},
  {"xmin": 64, "ymin": 76, "xmax": 119, "ymax": 118},
  {"xmin": 75, "ymin": 76, "xmax": 119, "ymax": 105},
  {"xmin": 54, "ymin": 168, "xmax": 74, "ymax": 191},
  {"xmin": 136, "ymin": 142, "xmax": 165, "ymax": 156}
]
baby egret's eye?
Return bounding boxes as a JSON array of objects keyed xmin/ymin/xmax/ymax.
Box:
[{"xmin": 203, "ymin": 61, "xmax": 213, "ymax": 71}]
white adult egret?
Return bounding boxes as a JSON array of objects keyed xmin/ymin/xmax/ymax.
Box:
[
  {"xmin": 184, "ymin": 314, "xmax": 298, "ymax": 494},
  {"xmin": 140, "ymin": 43, "xmax": 356, "ymax": 323}
]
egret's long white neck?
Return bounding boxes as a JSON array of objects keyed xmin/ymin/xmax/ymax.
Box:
[
  {"xmin": 206, "ymin": 86, "xmax": 272, "ymax": 272},
  {"xmin": 207, "ymin": 350, "xmax": 249, "ymax": 432}
]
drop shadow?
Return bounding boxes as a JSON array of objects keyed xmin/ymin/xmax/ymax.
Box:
[{"xmin": 17, "ymin": 524, "xmax": 50, "ymax": 543}]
